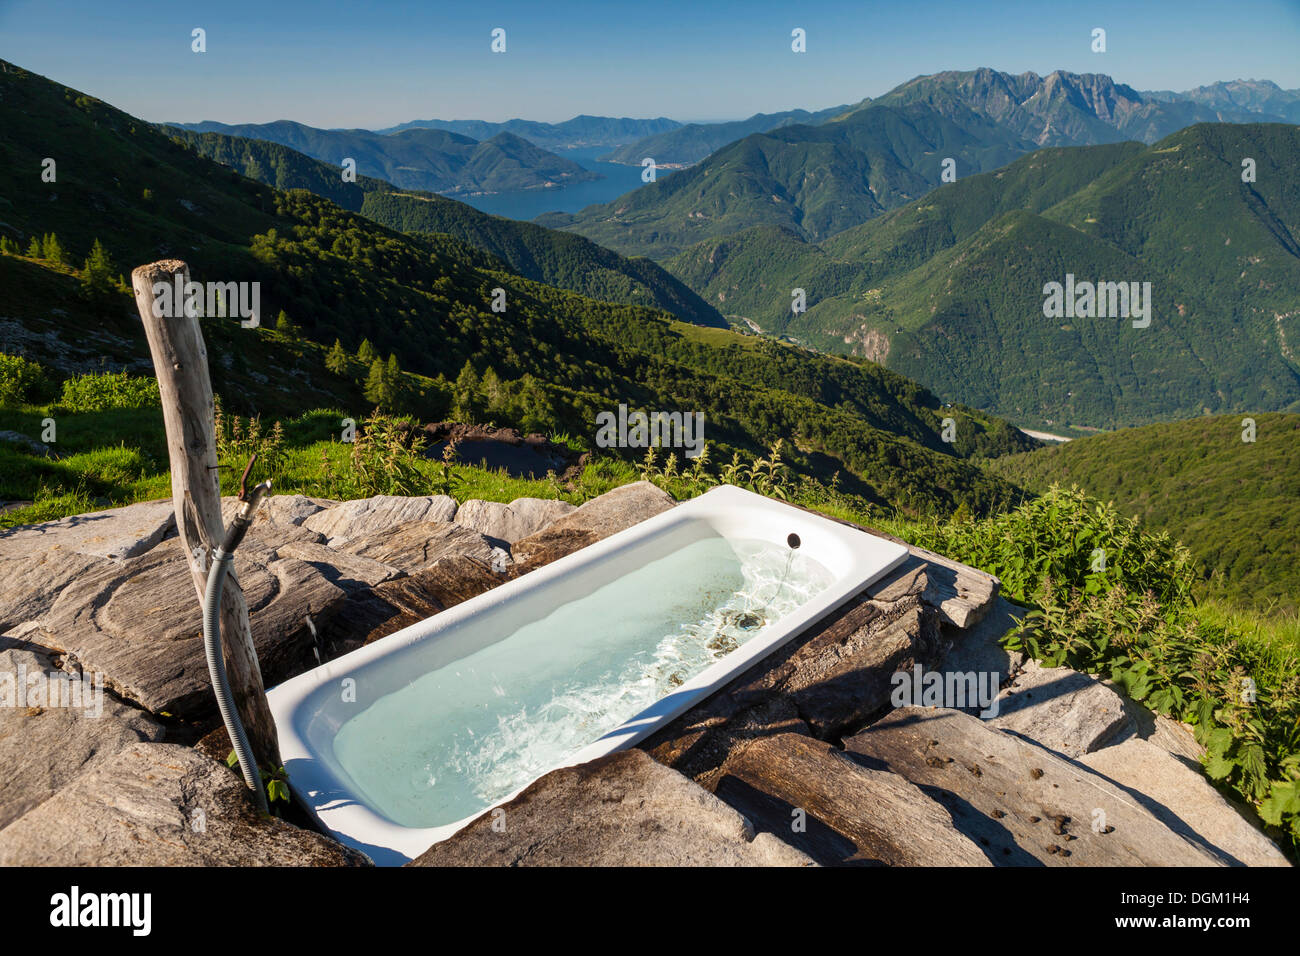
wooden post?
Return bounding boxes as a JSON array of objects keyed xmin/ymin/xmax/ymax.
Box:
[{"xmin": 131, "ymin": 259, "xmax": 282, "ymax": 773}]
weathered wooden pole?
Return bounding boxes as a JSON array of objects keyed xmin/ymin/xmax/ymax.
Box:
[{"xmin": 131, "ymin": 259, "xmax": 282, "ymax": 773}]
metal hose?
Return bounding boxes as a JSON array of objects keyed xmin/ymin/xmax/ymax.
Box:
[{"xmin": 202, "ymin": 480, "xmax": 272, "ymax": 814}]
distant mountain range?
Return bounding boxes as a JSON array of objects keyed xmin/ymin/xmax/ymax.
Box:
[
  {"xmin": 1144, "ymin": 79, "xmax": 1300, "ymax": 123},
  {"xmin": 599, "ymin": 105, "xmax": 852, "ymax": 166},
  {"xmin": 166, "ymin": 120, "xmax": 599, "ymax": 195},
  {"xmin": 667, "ymin": 123, "xmax": 1300, "ymax": 429},
  {"xmin": 372, "ymin": 115, "xmax": 681, "ymax": 151}
]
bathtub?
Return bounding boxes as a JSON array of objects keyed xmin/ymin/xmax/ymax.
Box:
[{"xmin": 267, "ymin": 484, "xmax": 909, "ymax": 864}]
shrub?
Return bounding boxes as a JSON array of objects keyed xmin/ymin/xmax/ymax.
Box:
[
  {"xmin": 57, "ymin": 370, "xmax": 160, "ymax": 412},
  {"xmin": 0, "ymin": 353, "xmax": 48, "ymax": 405}
]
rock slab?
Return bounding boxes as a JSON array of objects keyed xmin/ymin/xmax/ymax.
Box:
[
  {"xmin": 0, "ymin": 743, "xmax": 371, "ymax": 866},
  {"xmin": 411, "ymin": 749, "xmax": 813, "ymax": 867}
]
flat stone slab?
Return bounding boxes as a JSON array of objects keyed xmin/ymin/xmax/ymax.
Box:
[
  {"xmin": 939, "ymin": 596, "xmax": 1026, "ymax": 688},
  {"xmin": 844, "ymin": 706, "xmax": 1223, "ymax": 866},
  {"xmin": 1081, "ymin": 738, "xmax": 1290, "ymax": 867},
  {"xmin": 454, "ymin": 497, "xmax": 575, "ymax": 545},
  {"xmin": 337, "ymin": 521, "xmax": 496, "ymax": 574},
  {"xmin": 31, "ymin": 537, "xmax": 346, "ymax": 718},
  {"xmin": 510, "ymin": 481, "xmax": 676, "ymax": 571},
  {"xmin": 0, "ymin": 645, "xmax": 165, "ymax": 829},
  {"xmin": 277, "ymin": 539, "xmax": 401, "ymax": 592},
  {"xmin": 410, "ymin": 749, "xmax": 813, "ymax": 867},
  {"xmin": 0, "ymin": 743, "xmax": 372, "ymax": 866},
  {"xmin": 711, "ymin": 733, "xmax": 990, "ymax": 866},
  {"xmin": 302, "ymin": 494, "xmax": 456, "ymax": 546},
  {"xmin": 0, "ymin": 547, "xmax": 103, "ymax": 633},
  {"xmin": 0, "ymin": 498, "xmax": 175, "ymax": 561},
  {"xmin": 988, "ymin": 660, "xmax": 1133, "ymax": 757},
  {"xmin": 865, "ymin": 546, "xmax": 999, "ymax": 630}
]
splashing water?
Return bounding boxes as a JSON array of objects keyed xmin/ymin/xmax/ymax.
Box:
[{"xmin": 333, "ymin": 535, "xmax": 832, "ymax": 829}]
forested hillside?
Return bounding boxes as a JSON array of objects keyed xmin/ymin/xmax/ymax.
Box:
[
  {"xmin": 163, "ymin": 127, "xmax": 726, "ymax": 326},
  {"xmin": 984, "ymin": 414, "xmax": 1300, "ymax": 614}
]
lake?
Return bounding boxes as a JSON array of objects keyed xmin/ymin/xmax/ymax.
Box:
[{"xmin": 452, "ymin": 146, "xmax": 678, "ymax": 222}]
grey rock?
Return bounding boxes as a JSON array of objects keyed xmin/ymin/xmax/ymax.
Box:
[
  {"xmin": 844, "ymin": 706, "xmax": 1223, "ymax": 866},
  {"xmin": 337, "ymin": 521, "xmax": 496, "ymax": 574},
  {"xmin": 988, "ymin": 660, "xmax": 1133, "ymax": 757},
  {"xmin": 302, "ymin": 495, "xmax": 457, "ymax": 546},
  {"xmin": 276, "ymin": 539, "xmax": 401, "ymax": 592},
  {"xmin": 1081, "ymin": 738, "xmax": 1290, "ymax": 867},
  {"xmin": 939, "ymin": 596, "xmax": 1027, "ymax": 688},
  {"xmin": 0, "ymin": 498, "xmax": 175, "ymax": 561},
  {"xmin": 410, "ymin": 748, "xmax": 813, "ymax": 867},
  {"xmin": 511, "ymin": 481, "xmax": 676, "ymax": 571},
  {"xmin": 0, "ymin": 646, "xmax": 165, "ymax": 829},
  {"xmin": 454, "ymin": 497, "xmax": 575, "ymax": 545},
  {"xmin": 0, "ymin": 430, "xmax": 49, "ymax": 456},
  {"xmin": 711, "ymin": 733, "xmax": 991, "ymax": 866},
  {"xmin": 31, "ymin": 538, "xmax": 346, "ymax": 717},
  {"xmin": 0, "ymin": 743, "xmax": 371, "ymax": 866}
]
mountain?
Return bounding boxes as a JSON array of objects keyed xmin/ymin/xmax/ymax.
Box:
[
  {"xmin": 983, "ymin": 413, "xmax": 1300, "ymax": 614},
  {"xmin": 0, "ymin": 58, "xmax": 1033, "ymax": 517},
  {"xmin": 864, "ymin": 68, "xmax": 1281, "ymax": 146},
  {"xmin": 1145, "ymin": 80, "xmax": 1300, "ymax": 123},
  {"xmin": 162, "ymin": 127, "xmax": 726, "ymax": 326},
  {"xmin": 667, "ymin": 124, "xmax": 1300, "ymax": 429},
  {"xmin": 537, "ymin": 100, "xmax": 1034, "ymax": 258},
  {"xmin": 599, "ymin": 105, "xmax": 852, "ymax": 166},
  {"xmin": 372, "ymin": 115, "xmax": 681, "ymax": 150},
  {"xmin": 166, "ymin": 120, "xmax": 598, "ymax": 194}
]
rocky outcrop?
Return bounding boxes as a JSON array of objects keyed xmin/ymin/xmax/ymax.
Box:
[
  {"xmin": 843, "ymin": 706, "xmax": 1224, "ymax": 865},
  {"xmin": 0, "ymin": 646, "xmax": 166, "ymax": 830},
  {"xmin": 988, "ymin": 660, "xmax": 1133, "ymax": 757},
  {"xmin": 302, "ymin": 494, "xmax": 457, "ymax": 546},
  {"xmin": 336, "ymin": 521, "xmax": 496, "ymax": 574},
  {"xmin": 454, "ymin": 497, "xmax": 575, "ymax": 545},
  {"xmin": 510, "ymin": 481, "xmax": 676, "ymax": 572},
  {"xmin": 0, "ymin": 498, "xmax": 175, "ymax": 561},
  {"xmin": 0, "ymin": 743, "xmax": 372, "ymax": 866},
  {"xmin": 28, "ymin": 534, "xmax": 347, "ymax": 718},
  {"xmin": 409, "ymin": 748, "xmax": 813, "ymax": 867},
  {"xmin": 1080, "ymin": 738, "xmax": 1290, "ymax": 867},
  {"xmin": 711, "ymin": 733, "xmax": 991, "ymax": 866}
]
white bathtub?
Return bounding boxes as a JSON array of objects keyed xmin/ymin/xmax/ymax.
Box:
[{"xmin": 267, "ymin": 485, "xmax": 909, "ymax": 864}]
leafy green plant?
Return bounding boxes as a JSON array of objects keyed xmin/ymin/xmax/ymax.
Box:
[
  {"xmin": 0, "ymin": 352, "xmax": 48, "ymax": 405},
  {"xmin": 56, "ymin": 370, "xmax": 159, "ymax": 412}
]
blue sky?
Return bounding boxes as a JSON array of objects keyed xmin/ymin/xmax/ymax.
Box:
[{"xmin": 1, "ymin": 0, "xmax": 1298, "ymax": 127}]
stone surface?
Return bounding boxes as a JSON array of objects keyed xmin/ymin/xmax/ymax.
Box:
[
  {"xmin": 642, "ymin": 571, "xmax": 941, "ymax": 782},
  {"xmin": 30, "ymin": 537, "xmax": 346, "ymax": 718},
  {"xmin": 865, "ymin": 546, "xmax": 999, "ymax": 630},
  {"xmin": 454, "ymin": 497, "xmax": 575, "ymax": 545},
  {"xmin": 277, "ymin": 539, "xmax": 401, "ymax": 592},
  {"xmin": 938, "ymin": 596, "xmax": 1026, "ymax": 689},
  {"xmin": 0, "ymin": 743, "xmax": 372, "ymax": 866},
  {"xmin": 0, "ymin": 498, "xmax": 175, "ymax": 562},
  {"xmin": 844, "ymin": 706, "xmax": 1223, "ymax": 866},
  {"xmin": 410, "ymin": 748, "xmax": 813, "ymax": 867},
  {"xmin": 510, "ymin": 481, "xmax": 676, "ymax": 571},
  {"xmin": 1081, "ymin": 738, "xmax": 1290, "ymax": 867},
  {"xmin": 0, "ymin": 645, "xmax": 166, "ymax": 829},
  {"xmin": 711, "ymin": 733, "xmax": 991, "ymax": 866},
  {"xmin": 337, "ymin": 521, "xmax": 496, "ymax": 574},
  {"xmin": 0, "ymin": 547, "xmax": 102, "ymax": 633},
  {"xmin": 220, "ymin": 494, "xmax": 332, "ymax": 528},
  {"xmin": 329, "ymin": 556, "xmax": 506, "ymax": 652},
  {"xmin": 988, "ymin": 660, "xmax": 1133, "ymax": 757},
  {"xmin": 302, "ymin": 494, "xmax": 457, "ymax": 546}
]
